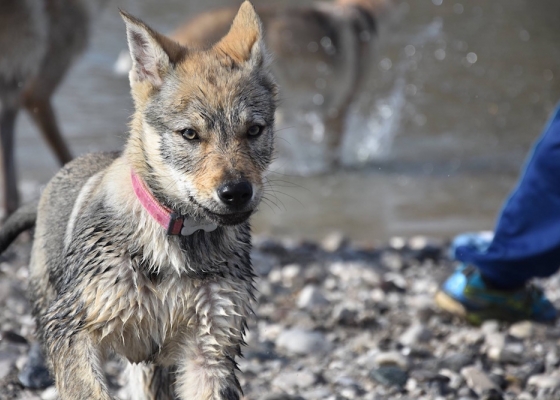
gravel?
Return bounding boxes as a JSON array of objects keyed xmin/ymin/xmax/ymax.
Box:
[{"xmin": 2, "ymin": 233, "xmax": 560, "ymax": 399}]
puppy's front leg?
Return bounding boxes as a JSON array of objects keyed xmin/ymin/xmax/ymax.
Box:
[
  {"xmin": 176, "ymin": 340, "xmax": 242, "ymax": 400},
  {"xmin": 44, "ymin": 328, "xmax": 111, "ymax": 400},
  {"xmin": 175, "ymin": 282, "xmax": 249, "ymax": 400}
]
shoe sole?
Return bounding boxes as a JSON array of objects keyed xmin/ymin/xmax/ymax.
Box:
[
  {"xmin": 435, "ymin": 291, "xmax": 468, "ymax": 317},
  {"xmin": 435, "ymin": 290, "xmax": 555, "ymax": 325},
  {"xmin": 435, "ymin": 291, "xmax": 492, "ymax": 325}
]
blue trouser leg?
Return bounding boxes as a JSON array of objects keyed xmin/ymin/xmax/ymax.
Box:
[{"xmin": 455, "ymin": 104, "xmax": 560, "ymax": 289}]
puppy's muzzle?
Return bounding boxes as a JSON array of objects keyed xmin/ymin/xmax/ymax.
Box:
[{"xmin": 217, "ymin": 180, "xmax": 253, "ymax": 209}]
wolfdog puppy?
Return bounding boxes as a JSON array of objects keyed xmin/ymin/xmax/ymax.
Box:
[{"xmin": 0, "ymin": 2, "xmax": 277, "ymax": 398}]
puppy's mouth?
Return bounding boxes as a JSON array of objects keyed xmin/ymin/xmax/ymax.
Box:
[
  {"xmin": 208, "ymin": 210, "xmax": 254, "ymax": 226},
  {"xmin": 188, "ymin": 195, "xmax": 254, "ymax": 226}
]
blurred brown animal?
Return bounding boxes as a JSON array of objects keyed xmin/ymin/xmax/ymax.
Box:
[
  {"xmin": 0, "ymin": 0, "xmax": 107, "ymax": 215},
  {"xmin": 170, "ymin": 0, "xmax": 387, "ymax": 165}
]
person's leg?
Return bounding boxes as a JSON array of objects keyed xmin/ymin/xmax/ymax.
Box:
[
  {"xmin": 437, "ymin": 104, "xmax": 560, "ymax": 323},
  {"xmin": 456, "ymin": 103, "xmax": 560, "ymax": 288}
]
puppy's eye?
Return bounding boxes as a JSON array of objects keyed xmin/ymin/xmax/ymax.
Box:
[
  {"xmin": 247, "ymin": 125, "xmax": 264, "ymax": 137},
  {"xmin": 179, "ymin": 128, "xmax": 199, "ymax": 141}
]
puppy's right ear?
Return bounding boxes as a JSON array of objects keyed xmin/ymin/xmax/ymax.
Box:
[{"xmin": 120, "ymin": 10, "xmax": 186, "ymax": 88}]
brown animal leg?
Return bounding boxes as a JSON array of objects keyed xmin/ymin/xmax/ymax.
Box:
[
  {"xmin": 324, "ymin": 105, "xmax": 350, "ymax": 166},
  {"xmin": 23, "ymin": 95, "xmax": 72, "ymax": 165},
  {"xmin": 46, "ymin": 331, "xmax": 111, "ymax": 400},
  {"xmin": 0, "ymin": 105, "xmax": 20, "ymax": 215}
]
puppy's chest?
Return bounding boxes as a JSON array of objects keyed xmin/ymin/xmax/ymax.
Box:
[{"xmin": 84, "ymin": 253, "xmax": 253, "ymax": 363}]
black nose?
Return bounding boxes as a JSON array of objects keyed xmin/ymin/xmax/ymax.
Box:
[{"xmin": 217, "ymin": 181, "xmax": 253, "ymax": 208}]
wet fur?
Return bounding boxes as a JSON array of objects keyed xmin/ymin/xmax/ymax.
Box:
[{"xmin": 21, "ymin": 3, "xmax": 277, "ymax": 399}]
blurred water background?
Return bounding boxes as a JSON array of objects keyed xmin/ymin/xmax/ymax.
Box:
[{"xmin": 15, "ymin": 0, "xmax": 560, "ymax": 241}]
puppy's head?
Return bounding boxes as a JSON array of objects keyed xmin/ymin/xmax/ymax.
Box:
[{"xmin": 122, "ymin": 2, "xmax": 278, "ymax": 226}]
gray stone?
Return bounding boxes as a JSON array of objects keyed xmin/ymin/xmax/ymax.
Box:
[
  {"xmin": 508, "ymin": 321, "xmax": 535, "ymax": 340},
  {"xmin": 321, "ymin": 232, "xmax": 348, "ymax": 252},
  {"xmin": 18, "ymin": 343, "xmax": 53, "ymax": 389},
  {"xmin": 40, "ymin": 387, "xmax": 57, "ymax": 400},
  {"xmin": 439, "ymin": 353, "xmax": 474, "ymax": 372},
  {"xmin": 374, "ymin": 351, "xmax": 409, "ymax": 370},
  {"xmin": 272, "ymin": 370, "xmax": 316, "ymax": 390},
  {"xmin": 399, "ymin": 324, "xmax": 432, "ymax": 346},
  {"xmin": 461, "ymin": 366, "xmax": 501, "ymax": 397},
  {"xmin": 527, "ymin": 371, "xmax": 560, "ymax": 390},
  {"xmin": 370, "ymin": 366, "xmax": 408, "ymax": 388},
  {"xmin": 297, "ymin": 285, "xmax": 329, "ymax": 310},
  {"xmin": 276, "ymin": 328, "xmax": 329, "ymax": 355},
  {"xmin": 0, "ymin": 359, "xmax": 13, "ymax": 381}
]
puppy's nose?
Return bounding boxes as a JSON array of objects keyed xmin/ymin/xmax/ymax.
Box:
[{"xmin": 217, "ymin": 181, "xmax": 253, "ymax": 208}]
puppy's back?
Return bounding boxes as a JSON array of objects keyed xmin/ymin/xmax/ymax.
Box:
[{"xmin": 29, "ymin": 152, "xmax": 119, "ymax": 314}]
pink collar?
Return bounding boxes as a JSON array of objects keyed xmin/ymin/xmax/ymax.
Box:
[{"xmin": 130, "ymin": 169, "xmax": 217, "ymax": 236}]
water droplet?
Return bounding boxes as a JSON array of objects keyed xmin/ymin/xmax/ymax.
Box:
[
  {"xmin": 379, "ymin": 58, "xmax": 392, "ymax": 71},
  {"xmin": 405, "ymin": 45, "xmax": 416, "ymax": 57},
  {"xmin": 320, "ymin": 37, "xmax": 332, "ymax": 48},
  {"xmin": 519, "ymin": 30, "xmax": 530, "ymax": 42},
  {"xmin": 307, "ymin": 42, "xmax": 318, "ymax": 52},
  {"xmin": 434, "ymin": 49, "xmax": 446, "ymax": 61},
  {"xmin": 466, "ymin": 52, "xmax": 477, "ymax": 64},
  {"xmin": 544, "ymin": 69, "xmax": 554, "ymax": 81},
  {"xmin": 313, "ymin": 94, "xmax": 325, "ymax": 105},
  {"xmin": 432, "ymin": 0, "xmax": 443, "ymax": 5},
  {"xmin": 405, "ymin": 84, "xmax": 417, "ymax": 96},
  {"xmin": 453, "ymin": 3, "xmax": 464, "ymax": 14},
  {"xmin": 379, "ymin": 105, "xmax": 393, "ymax": 119},
  {"xmin": 454, "ymin": 40, "xmax": 468, "ymax": 52}
]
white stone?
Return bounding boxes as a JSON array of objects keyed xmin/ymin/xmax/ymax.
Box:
[
  {"xmin": 297, "ymin": 285, "xmax": 329, "ymax": 309},
  {"xmin": 374, "ymin": 351, "xmax": 409, "ymax": 370},
  {"xmin": 40, "ymin": 387, "xmax": 58, "ymax": 400},
  {"xmin": 276, "ymin": 328, "xmax": 329, "ymax": 355},
  {"xmin": 272, "ymin": 370, "xmax": 316, "ymax": 390}
]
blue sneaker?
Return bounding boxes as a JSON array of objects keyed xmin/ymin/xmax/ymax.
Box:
[{"xmin": 435, "ymin": 264, "xmax": 557, "ymax": 324}]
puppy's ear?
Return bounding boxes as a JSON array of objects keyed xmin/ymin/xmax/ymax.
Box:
[
  {"xmin": 120, "ymin": 10, "xmax": 186, "ymax": 88},
  {"xmin": 214, "ymin": 1, "xmax": 265, "ymax": 66}
]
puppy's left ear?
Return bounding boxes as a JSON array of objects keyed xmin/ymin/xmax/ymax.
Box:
[
  {"xmin": 214, "ymin": 1, "xmax": 266, "ymax": 66},
  {"xmin": 120, "ymin": 10, "xmax": 186, "ymax": 88}
]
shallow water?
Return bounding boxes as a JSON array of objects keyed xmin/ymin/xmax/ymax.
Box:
[{"xmin": 14, "ymin": 0, "xmax": 560, "ymax": 241}]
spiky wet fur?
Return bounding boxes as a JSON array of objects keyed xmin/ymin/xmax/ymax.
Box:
[{"xmin": 25, "ymin": 3, "xmax": 277, "ymax": 399}]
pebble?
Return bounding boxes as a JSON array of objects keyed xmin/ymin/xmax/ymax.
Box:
[
  {"xmin": 508, "ymin": 321, "xmax": 535, "ymax": 339},
  {"xmin": 374, "ymin": 351, "xmax": 409, "ymax": 370},
  {"xmin": 527, "ymin": 371, "xmax": 560, "ymax": 390},
  {"xmin": 40, "ymin": 387, "xmax": 57, "ymax": 400},
  {"xmin": 297, "ymin": 285, "xmax": 329, "ymax": 309},
  {"xmin": 1, "ymin": 235, "xmax": 559, "ymax": 399},
  {"xmin": 0, "ymin": 359, "xmax": 13, "ymax": 380},
  {"xmin": 439, "ymin": 353, "xmax": 474, "ymax": 372},
  {"xmin": 461, "ymin": 366, "xmax": 501, "ymax": 397},
  {"xmin": 321, "ymin": 232, "xmax": 348, "ymax": 252},
  {"xmin": 272, "ymin": 370, "xmax": 316, "ymax": 390},
  {"xmin": 370, "ymin": 365, "xmax": 409, "ymax": 388},
  {"xmin": 399, "ymin": 324, "xmax": 432, "ymax": 346},
  {"xmin": 276, "ymin": 328, "xmax": 329, "ymax": 355}
]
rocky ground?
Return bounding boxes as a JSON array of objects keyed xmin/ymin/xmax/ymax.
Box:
[{"xmin": 2, "ymin": 233, "xmax": 560, "ymax": 400}]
